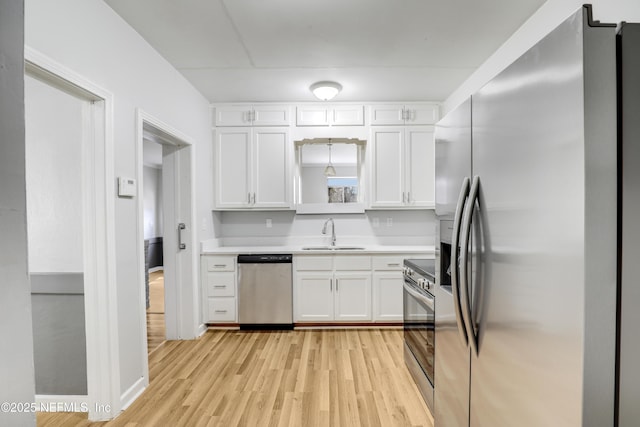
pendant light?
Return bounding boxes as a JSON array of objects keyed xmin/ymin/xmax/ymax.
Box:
[{"xmin": 324, "ymin": 143, "xmax": 336, "ymax": 176}]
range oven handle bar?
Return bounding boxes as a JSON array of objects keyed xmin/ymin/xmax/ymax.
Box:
[
  {"xmin": 460, "ymin": 175, "xmax": 480, "ymax": 356},
  {"xmin": 403, "ymin": 282, "xmax": 435, "ymax": 310},
  {"xmin": 451, "ymin": 177, "xmax": 470, "ymax": 347}
]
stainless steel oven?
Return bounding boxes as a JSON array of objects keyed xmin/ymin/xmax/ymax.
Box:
[{"xmin": 403, "ymin": 258, "xmax": 435, "ymax": 412}]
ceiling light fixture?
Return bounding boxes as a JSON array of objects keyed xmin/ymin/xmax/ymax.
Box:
[
  {"xmin": 324, "ymin": 142, "xmax": 336, "ymax": 176},
  {"xmin": 310, "ymin": 81, "xmax": 342, "ymax": 101}
]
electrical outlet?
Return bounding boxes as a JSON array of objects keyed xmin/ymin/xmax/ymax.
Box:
[
  {"xmin": 386, "ymin": 217, "xmax": 393, "ymax": 227},
  {"xmin": 372, "ymin": 217, "xmax": 380, "ymax": 228},
  {"xmin": 266, "ymin": 218, "xmax": 272, "ymax": 228}
]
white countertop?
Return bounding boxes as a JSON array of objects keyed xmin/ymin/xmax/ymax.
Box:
[{"xmin": 201, "ymin": 244, "xmax": 435, "ymax": 256}]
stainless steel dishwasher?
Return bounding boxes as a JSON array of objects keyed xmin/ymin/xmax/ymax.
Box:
[{"xmin": 237, "ymin": 254, "xmax": 293, "ymax": 330}]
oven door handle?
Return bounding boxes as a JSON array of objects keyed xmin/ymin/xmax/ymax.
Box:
[
  {"xmin": 460, "ymin": 175, "xmax": 480, "ymax": 356},
  {"xmin": 403, "ymin": 282, "xmax": 434, "ymax": 311},
  {"xmin": 451, "ymin": 177, "xmax": 470, "ymax": 347}
]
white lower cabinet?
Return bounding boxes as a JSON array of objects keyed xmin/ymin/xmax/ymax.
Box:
[
  {"xmin": 294, "ymin": 255, "xmax": 371, "ymax": 322},
  {"xmin": 372, "ymin": 255, "xmax": 411, "ymax": 321},
  {"xmin": 201, "ymin": 255, "xmax": 237, "ymax": 323}
]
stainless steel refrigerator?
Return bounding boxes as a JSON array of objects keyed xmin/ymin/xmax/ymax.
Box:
[
  {"xmin": 618, "ymin": 22, "xmax": 640, "ymax": 427},
  {"xmin": 434, "ymin": 6, "xmax": 618, "ymax": 426}
]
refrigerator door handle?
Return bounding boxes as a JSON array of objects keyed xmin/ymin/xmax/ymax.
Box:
[
  {"xmin": 451, "ymin": 177, "xmax": 471, "ymax": 347},
  {"xmin": 460, "ymin": 175, "xmax": 480, "ymax": 355}
]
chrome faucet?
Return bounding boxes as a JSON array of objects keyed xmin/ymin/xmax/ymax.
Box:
[{"xmin": 322, "ymin": 218, "xmax": 336, "ymax": 246}]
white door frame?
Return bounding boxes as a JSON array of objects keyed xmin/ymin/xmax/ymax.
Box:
[
  {"xmin": 25, "ymin": 47, "xmax": 120, "ymax": 421},
  {"xmin": 135, "ymin": 109, "xmax": 199, "ymax": 384}
]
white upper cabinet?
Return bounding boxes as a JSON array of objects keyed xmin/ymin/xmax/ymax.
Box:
[
  {"xmin": 296, "ymin": 104, "xmax": 364, "ymax": 126},
  {"xmin": 214, "ymin": 127, "xmax": 291, "ymax": 209},
  {"xmin": 214, "ymin": 104, "xmax": 291, "ymax": 127},
  {"xmin": 370, "ymin": 103, "xmax": 439, "ymax": 126},
  {"xmin": 369, "ymin": 126, "xmax": 435, "ymax": 208}
]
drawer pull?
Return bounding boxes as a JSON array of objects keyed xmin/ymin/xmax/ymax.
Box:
[
  {"xmin": 387, "ymin": 263, "xmax": 400, "ymax": 267},
  {"xmin": 213, "ymin": 285, "xmax": 227, "ymax": 289},
  {"xmin": 214, "ymin": 310, "xmax": 228, "ymax": 313},
  {"xmin": 213, "ymin": 264, "xmax": 227, "ymax": 268}
]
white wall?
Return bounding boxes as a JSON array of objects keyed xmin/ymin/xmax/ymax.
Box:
[
  {"xmin": 25, "ymin": 74, "xmax": 84, "ymax": 273},
  {"xmin": 0, "ymin": 0, "xmax": 37, "ymax": 425},
  {"xmin": 25, "ymin": 0, "xmax": 214, "ymax": 405},
  {"xmin": 444, "ymin": 0, "xmax": 640, "ymax": 113}
]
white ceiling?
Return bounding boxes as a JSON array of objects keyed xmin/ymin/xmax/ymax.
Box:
[{"xmin": 104, "ymin": 0, "xmax": 546, "ymax": 103}]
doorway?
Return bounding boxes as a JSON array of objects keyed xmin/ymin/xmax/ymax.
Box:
[
  {"xmin": 25, "ymin": 49, "xmax": 120, "ymax": 422},
  {"xmin": 136, "ymin": 110, "xmax": 197, "ymax": 382},
  {"xmin": 143, "ymin": 138, "xmax": 165, "ymax": 353}
]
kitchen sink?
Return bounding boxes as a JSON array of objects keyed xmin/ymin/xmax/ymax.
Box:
[{"xmin": 301, "ymin": 246, "xmax": 365, "ymax": 251}]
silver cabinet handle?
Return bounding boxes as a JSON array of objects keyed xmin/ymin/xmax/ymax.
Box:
[
  {"xmin": 214, "ymin": 310, "xmax": 228, "ymax": 314},
  {"xmin": 402, "ymin": 192, "xmax": 406, "ymax": 203},
  {"xmin": 330, "ymin": 278, "xmax": 333, "ymax": 291},
  {"xmin": 213, "ymin": 285, "xmax": 226, "ymax": 289},
  {"xmin": 247, "ymin": 193, "xmax": 251, "ymax": 204},
  {"xmin": 407, "ymin": 191, "xmax": 411, "ymax": 203},
  {"xmin": 336, "ymin": 278, "xmax": 339, "ymax": 292},
  {"xmin": 451, "ymin": 177, "xmax": 470, "ymax": 347},
  {"xmin": 252, "ymin": 193, "xmax": 256, "ymax": 204},
  {"xmin": 213, "ymin": 264, "xmax": 227, "ymax": 268},
  {"xmin": 460, "ymin": 175, "xmax": 480, "ymax": 356},
  {"xmin": 387, "ymin": 263, "xmax": 400, "ymax": 267},
  {"xmin": 178, "ymin": 223, "xmax": 186, "ymax": 250}
]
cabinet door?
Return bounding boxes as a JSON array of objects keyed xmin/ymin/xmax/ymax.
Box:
[
  {"xmin": 253, "ymin": 128, "xmax": 291, "ymax": 208},
  {"xmin": 372, "ymin": 272, "xmax": 403, "ymax": 321},
  {"xmin": 404, "ymin": 104, "xmax": 439, "ymax": 125},
  {"xmin": 295, "ymin": 272, "xmax": 333, "ymax": 321},
  {"xmin": 370, "ymin": 128, "xmax": 405, "ymax": 207},
  {"xmin": 215, "ymin": 128, "xmax": 251, "ymax": 208},
  {"xmin": 334, "ymin": 272, "xmax": 371, "ymax": 321},
  {"xmin": 215, "ymin": 105, "xmax": 290, "ymax": 126},
  {"xmin": 214, "ymin": 106, "xmax": 252, "ymax": 126},
  {"xmin": 296, "ymin": 106, "xmax": 330, "ymax": 126},
  {"xmin": 332, "ymin": 105, "xmax": 364, "ymax": 125},
  {"xmin": 405, "ymin": 127, "xmax": 435, "ymax": 207},
  {"xmin": 252, "ymin": 105, "xmax": 290, "ymax": 126},
  {"xmin": 370, "ymin": 104, "xmax": 404, "ymax": 125}
]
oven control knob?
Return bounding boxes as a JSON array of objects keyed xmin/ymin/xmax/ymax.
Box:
[
  {"xmin": 417, "ymin": 278, "xmax": 426, "ymax": 289},
  {"xmin": 426, "ymin": 280, "xmax": 433, "ymax": 291}
]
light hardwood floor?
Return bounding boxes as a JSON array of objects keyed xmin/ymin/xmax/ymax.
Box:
[
  {"xmin": 38, "ymin": 329, "xmax": 434, "ymax": 427},
  {"xmin": 147, "ymin": 270, "xmax": 165, "ymax": 354}
]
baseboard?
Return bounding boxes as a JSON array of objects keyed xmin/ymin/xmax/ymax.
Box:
[
  {"xmin": 294, "ymin": 322, "xmax": 402, "ymax": 329},
  {"xmin": 196, "ymin": 323, "xmax": 208, "ymax": 337},
  {"xmin": 120, "ymin": 376, "xmax": 146, "ymax": 411},
  {"xmin": 205, "ymin": 322, "xmax": 402, "ymax": 330},
  {"xmin": 35, "ymin": 394, "xmax": 89, "ymax": 412}
]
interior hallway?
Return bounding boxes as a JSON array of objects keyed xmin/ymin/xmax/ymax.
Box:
[{"xmin": 147, "ymin": 270, "xmax": 165, "ymax": 354}]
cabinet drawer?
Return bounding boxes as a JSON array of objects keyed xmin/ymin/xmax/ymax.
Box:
[
  {"xmin": 372, "ymin": 256, "xmax": 406, "ymax": 271},
  {"xmin": 207, "ymin": 297, "xmax": 236, "ymax": 322},
  {"xmin": 295, "ymin": 256, "xmax": 333, "ymax": 271},
  {"xmin": 334, "ymin": 256, "xmax": 371, "ymax": 271},
  {"xmin": 206, "ymin": 255, "xmax": 235, "ymax": 272},
  {"xmin": 206, "ymin": 272, "xmax": 235, "ymax": 297}
]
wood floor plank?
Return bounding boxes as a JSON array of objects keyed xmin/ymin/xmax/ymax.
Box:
[{"xmin": 37, "ymin": 329, "xmax": 434, "ymax": 427}]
